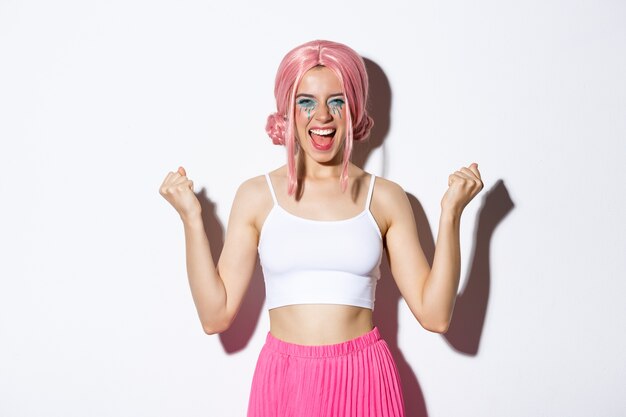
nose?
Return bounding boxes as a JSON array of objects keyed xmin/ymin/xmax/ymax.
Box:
[{"xmin": 314, "ymin": 103, "xmax": 333, "ymax": 122}]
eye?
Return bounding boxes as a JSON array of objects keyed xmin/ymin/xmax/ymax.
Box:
[
  {"xmin": 328, "ymin": 98, "xmax": 345, "ymax": 107},
  {"xmin": 328, "ymin": 98, "xmax": 345, "ymax": 116},
  {"xmin": 297, "ymin": 98, "xmax": 316, "ymax": 109}
]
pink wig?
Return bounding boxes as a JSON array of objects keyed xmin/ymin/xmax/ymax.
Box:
[{"xmin": 265, "ymin": 40, "xmax": 374, "ymax": 195}]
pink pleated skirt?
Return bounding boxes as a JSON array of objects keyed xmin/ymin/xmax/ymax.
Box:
[{"xmin": 247, "ymin": 326, "xmax": 405, "ymax": 417}]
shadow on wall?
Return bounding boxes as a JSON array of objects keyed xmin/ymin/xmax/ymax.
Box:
[
  {"xmin": 361, "ymin": 58, "xmax": 514, "ymax": 417},
  {"xmin": 375, "ymin": 182, "xmax": 514, "ymax": 417},
  {"xmin": 191, "ymin": 57, "xmax": 515, "ymax": 417},
  {"xmin": 443, "ymin": 180, "xmax": 514, "ymax": 355},
  {"xmin": 194, "ymin": 191, "xmax": 266, "ymax": 354}
]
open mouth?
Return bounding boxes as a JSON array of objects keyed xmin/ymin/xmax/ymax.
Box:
[{"xmin": 309, "ymin": 128, "xmax": 336, "ymax": 151}]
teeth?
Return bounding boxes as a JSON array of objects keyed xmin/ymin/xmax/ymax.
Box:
[{"xmin": 310, "ymin": 128, "xmax": 335, "ymax": 136}]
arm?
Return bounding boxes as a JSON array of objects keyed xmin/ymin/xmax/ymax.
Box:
[
  {"xmin": 381, "ymin": 164, "xmax": 483, "ymax": 333},
  {"xmin": 180, "ymin": 213, "xmax": 230, "ymax": 334},
  {"xmin": 185, "ymin": 179, "xmax": 263, "ymax": 334},
  {"xmin": 161, "ymin": 170, "xmax": 264, "ymax": 334}
]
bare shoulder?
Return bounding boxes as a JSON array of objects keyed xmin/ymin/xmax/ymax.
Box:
[
  {"xmin": 235, "ymin": 165, "xmax": 287, "ymax": 205},
  {"xmin": 371, "ymin": 176, "xmax": 412, "ymax": 234},
  {"xmin": 231, "ymin": 171, "xmax": 274, "ymax": 233},
  {"xmin": 224, "ymin": 175, "xmax": 272, "ymax": 224},
  {"xmin": 373, "ymin": 176, "xmax": 410, "ymax": 207},
  {"xmin": 235, "ymin": 175, "xmax": 269, "ymax": 200},
  {"xmin": 232, "ymin": 175, "xmax": 272, "ymax": 210}
]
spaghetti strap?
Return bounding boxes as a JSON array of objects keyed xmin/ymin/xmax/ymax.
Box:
[
  {"xmin": 365, "ymin": 174, "xmax": 376, "ymax": 210},
  {"xmin": 264, "ymin": 173, "xmax": 278, "ymax": 206}
]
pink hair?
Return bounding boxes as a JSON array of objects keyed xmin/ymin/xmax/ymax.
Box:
[{"xmin": 265, "ymin": 40, "xmax": 374, "ymax": 195}]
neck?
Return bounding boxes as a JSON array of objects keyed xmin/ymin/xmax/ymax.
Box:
[{"xmin": 297, "ymin": 153, "xmax": 345, "ymax": 180}]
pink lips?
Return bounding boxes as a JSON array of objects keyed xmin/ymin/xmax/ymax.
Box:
[{"xmin": 309, "ymin": 127, "xmax": 335, "ymax": 151}]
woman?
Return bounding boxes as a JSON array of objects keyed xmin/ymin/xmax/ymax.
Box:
[{"xmin": 159, "ymin": 40, "xmax": 483, "ymax": 417}]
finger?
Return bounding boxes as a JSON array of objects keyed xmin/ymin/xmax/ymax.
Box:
[
  {"xmin": 459, "ymin": 167, "xmax": 480, "ymax": 180},
  {"xmin": 448, "ymin": 173, "xmax": 462, "ymax": 186},
  {"xmin": 178, "ymin": 179, "xmax": 194, "ymax": 193},
  {"xmin": 163, "ymin": 171, "xmax": 177, "ymax": 182},
  {"xmin": 160, "ymin": 171, "xmax": 177, "ymax": 193},
  {"xmin": 165, "ymin": 180, "xmax": 194, "ymax": 194},
  {"xmin": 456, "ymin": 168, "xmax": 474, "ymax": 180},
  {"xmin": 172, "ymin": 175, "xmax": 191, "ymax": 186},
  {"xmin": 467, "ymin": 163, "xmax": 481, "ymax": 179},
  {"xmin": 162, "ymin": 173, "xmax": 186, "ymax": 190},
  {"xmin": 178, "ymin": 166, "xmax": 187, "ymax": 176}
]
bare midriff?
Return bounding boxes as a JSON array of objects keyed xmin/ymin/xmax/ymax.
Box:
[{"xmin": 268, "ymin": 304, "xmax": 374, "ymax": 345}]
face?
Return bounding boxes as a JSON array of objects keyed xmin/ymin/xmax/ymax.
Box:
[{"xmin": 293, "ymin": 66, "xmax": 347, "ymax": 165}]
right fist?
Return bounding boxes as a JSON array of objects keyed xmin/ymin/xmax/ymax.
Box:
[{"xmin": 159, "ymin": 166, "xmax": 202, "ymax": 220}]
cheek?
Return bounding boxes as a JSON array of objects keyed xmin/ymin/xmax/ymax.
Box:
[{"xmin": 294, "ymin": 111, "xmax": 311, "ymax": 135}]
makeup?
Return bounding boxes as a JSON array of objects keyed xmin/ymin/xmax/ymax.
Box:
[
  {"xmin": 328, "ymin": 98, "xmax": 344, "ymax": 118},
  {"xmin": 297, "ymin": 98, "xmax": 316, "ymax": 120},
  {"xmin": 297, "ymin": 97, "xmax": 344, "ymax": 120},
  {"xmin": 293, "ymin": 67, "xmax": 346, "ymax": 159}
]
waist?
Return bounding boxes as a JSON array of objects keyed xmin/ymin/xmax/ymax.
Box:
[
  {"xmin": 264, "ymin": 326, "xmax": 381, "ymax": 357},
  {"xmin": 268, "ymin": 304, "xmax": 374, "ymax": 346}
]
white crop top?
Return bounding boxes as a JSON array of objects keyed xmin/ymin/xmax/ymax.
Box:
[{"xmin": 258, "ymin": 173, "xmax": 383, "ymax": 311}]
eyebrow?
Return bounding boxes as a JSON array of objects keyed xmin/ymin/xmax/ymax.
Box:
[{"xmin": 295, "ymin": 93, "xmax": 345, "ymax": 99}]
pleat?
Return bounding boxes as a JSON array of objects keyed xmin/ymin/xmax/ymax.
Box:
[
  {"xmin": 362, "ymin": 341, "xmax": 374, "ymax": 417},
  {"xmin": 324, "ymin": 356, "xmax": 339, "ymax": 416},
  {"xmin": 372, "ymin": 339, "xmax": 389, "ymax": 415},
  {"xmin": 373, "ymin": 339, "xmax": 404, "ymax": 416},
  {"xmin": 355, "ymin": 345, "xmax": 364, "ymax": 416},
  {"xmin": 247, "ymin": 326, "xmax": 405, "ymax": 417}
]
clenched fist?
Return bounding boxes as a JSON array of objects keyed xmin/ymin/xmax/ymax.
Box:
[
  {"xmin": 159, "ymin": 166, "xmax": 202, "ymax": 221},
  {"xmin": 441, "ymin": 162, "xmax": 484, "ymax": 215}
]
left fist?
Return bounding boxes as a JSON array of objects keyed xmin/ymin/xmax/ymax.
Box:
[{"xmin": 441, "ymin": 162, "xmax": 483, "ymax": 215}]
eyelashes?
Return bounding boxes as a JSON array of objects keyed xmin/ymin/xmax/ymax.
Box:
[
  {"xmin": 297, "ymin": 98, "xmax": 316, "ymax": 120},
  {"xmin": 296, "ymin": 98, "xmax": 345, "ymax": 119},
  {"xmin": 297, "ymin": 98, "xmax": 316, "ymax": 110},
  {"xmin": 329, "ymin": 99, "xmax": 345, "ymax": 114}
]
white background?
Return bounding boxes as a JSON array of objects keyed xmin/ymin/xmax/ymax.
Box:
[{"xmin": 1, "ymin": 1, "xmax": 625, "ymax": 416}]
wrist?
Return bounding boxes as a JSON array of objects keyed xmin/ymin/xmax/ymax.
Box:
[
  {"xmin": 440, "ymin": 206, "xmax": 462, "ymax": 221},
  {"xmin": 180, "ymin": 211, "xmax": 204, "ymax": 228}
]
